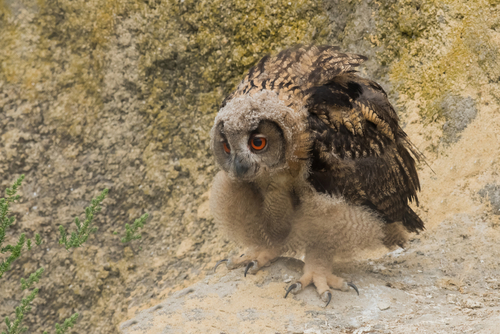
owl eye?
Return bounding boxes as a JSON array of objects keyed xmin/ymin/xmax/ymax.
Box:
[
  {"xmin": 222, "ymin": 141, "xmax": 231, "ymax": 154},
  {"xmin": 250, "ymin": 134, "xmax": 267, "ymax": 151}
]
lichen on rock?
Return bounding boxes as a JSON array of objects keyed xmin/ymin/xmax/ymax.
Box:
[{"xmin": 374, "ymin": 0, "xmax": 500, "ymax": 125}]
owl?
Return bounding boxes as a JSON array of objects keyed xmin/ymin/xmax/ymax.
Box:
[{"xmin": 210, "ymin": 45, "xmax": 423, "ymax": 306}]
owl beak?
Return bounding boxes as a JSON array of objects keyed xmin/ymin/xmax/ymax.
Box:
[{"xmin": 234, "ymin": 156, "xmax": 250, "ymax": 178}]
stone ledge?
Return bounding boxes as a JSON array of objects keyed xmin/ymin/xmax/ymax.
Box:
[{"xmin": 119, "ymin": 256, "xmax": 425, "ymax": 334}]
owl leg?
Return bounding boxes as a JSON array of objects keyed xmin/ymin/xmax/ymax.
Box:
[
  {"xmin": 214, "ymin": 247, "xmax": 280, "ymax": 276},
  {"xmin": 284, "ymin": 255, "xmax": 358, "ymax": 306}
]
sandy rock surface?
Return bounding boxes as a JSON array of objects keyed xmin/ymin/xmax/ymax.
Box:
[{"xmin": 120, "ymin": 211, "xmax": 500, "ymax": 334}]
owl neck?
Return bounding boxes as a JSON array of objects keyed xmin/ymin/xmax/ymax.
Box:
[{"xmin": 254, "ymin": 171, "xmax": 297, "ymax": 244}]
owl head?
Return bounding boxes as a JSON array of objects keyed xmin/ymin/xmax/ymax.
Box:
[
  {"xmin": 210, "ymin": 90, "xmax": 310, "ymax": 181},
  {"xmin": 211, "ymin": 45, "xmax": 368, "ymax": 181}
]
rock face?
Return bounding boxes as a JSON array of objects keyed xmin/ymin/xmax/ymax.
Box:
[
  {"xmin": 1, "ymin": 0, "xmax": 500, "ymax": 333},
  {"xmin": 440, "ymin": 95, "xmax": 478, "ymax": 144},
  {"xmin": 479, "ymin": 184, "xmax": 500, "ymax": 215},
  {"xmin": 0, "ymin": 1, "xmax": 329, "ymax": 332}
]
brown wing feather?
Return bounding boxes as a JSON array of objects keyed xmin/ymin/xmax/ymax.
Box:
[
  {"xmin": 221, "ymin": 45, "xmax": 367, "ymax": 109},
  {"xmin": 306, "ymin": 73, "xmax": 424, "ymax": 232}
]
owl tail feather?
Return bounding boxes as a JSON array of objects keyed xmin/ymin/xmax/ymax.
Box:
[{"xmin": 402, "ymin": 206, "xmax": 425, "ymax": 233}]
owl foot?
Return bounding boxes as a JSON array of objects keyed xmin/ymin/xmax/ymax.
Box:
[
  {"xmin": 284, "ymin": 269, "xmax": 359, "ymax": 307},
  {"xmin": 213, "ymin": 259, "xmax": 228, "ymax": 272},
  {"xmin": 244, "ymin": 261, "xmax": 259, "ymax": 277},
  {"xmin": 322, "ymin": 291, "xmax": 333, "ymax": 306},
  {"xmin": 213, "ymin": 248, "xmax": 280, "ymax": 276}
]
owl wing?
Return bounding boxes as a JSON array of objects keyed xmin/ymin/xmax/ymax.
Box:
[
  {"xmin": 221, "ymin": 45, "xmax": 368, "ymax": 109},
  {"xmin": 305, "ymin": 73, "xmax": 424, "ymax": 232}
]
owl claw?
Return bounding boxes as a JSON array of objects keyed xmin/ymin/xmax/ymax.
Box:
[
  {"xmin": 347, "ymin": 282, "xmax": 359, "ymax": 296},
  {"xmin": 322, "ymin": 291, "xmax": 332, "ymax": 307},
  {"xmin": 244, "ymin": 261, "xmax": 258, "ymax": 277},
  {"xmin": 284, "ymin": 282, "xmax": 302, "ymax": 298},
  {"xmin": 213, "ymin": 259, "xmax": 228, "ymax": 273}
]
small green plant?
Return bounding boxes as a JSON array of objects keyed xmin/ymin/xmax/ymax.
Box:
[
  {"xmin": 3, "ymin": 287, "xmax": 39, "ymax": 334},
  {"xmin": 1, "ymin": 177, "xmax": 110, "ymax": 333},
  {"xmin": 121, "ymin": 213, "xmax": 148, "ymax": 243},
  {"xmin": 120, "ymin": 213, "xmax": 148, "ymax": 254},
  {"xmin": 42, "ymin": 313, "xmax": 79, "ymax": 334},
  {"xmin": 20, "ymin": 268, "xmax": 44, "ymax": 290},
  {"xmin": 58, "ymin": 188, "xmax": 109, "ymax": 250},
  {"xmin": 3, "ymin": 267, "xmax": 78, "ymax": 334},
  {"xmin": 1, "ymin": 176, "xmax": 148, "ymax": 333},
  {"xmin": 3, "ymin": 268, "xmax": 44, "ymax": 334},
  {"xmin": 0, "ymin": 175, "xmax": 42, "ymax": 279}
]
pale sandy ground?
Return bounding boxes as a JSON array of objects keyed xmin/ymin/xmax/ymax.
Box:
[{"xmin": 119, "ymin": 223, "xmax": 500, "ymax": 334}]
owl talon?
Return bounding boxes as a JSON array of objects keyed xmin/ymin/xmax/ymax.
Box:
[
  {"xmin": 214, "ymin": 259, "xmax": 228, "ymax": 273},
  {"xmin": 347, "ymin": 282, "xmax": 359, "ymax": 296},
  {"xmin": 321, "ymin": 291, "xmax": 333, "ymax": 307},
  {"xmin": 244, "ymin": 260, "xmax": 258, "ymax": 277},
  {"xmin": 284, "ymin": 282, "xmax": 302, "ymax": 298}
]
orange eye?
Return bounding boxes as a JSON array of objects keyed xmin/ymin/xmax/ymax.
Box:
[
  {"xmin": 250, "ymin": 134, "xmax": 267, "ymax": 151},
  {"xmin": 222, "ymin": 141, "xmax": 231, "ymax": 154}
]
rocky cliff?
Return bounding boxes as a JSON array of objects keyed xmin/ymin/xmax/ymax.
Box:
[{"xmin": 1, "ymin": 0, "xmax": 499, "ymax": 333}]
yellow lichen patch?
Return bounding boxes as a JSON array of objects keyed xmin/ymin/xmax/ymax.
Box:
[
  {"xmin": 0, "ymin": 0, "xmax": 9, "ymax": 18},
  {"xmin": 0, "ymin": 0, "xmax": 129, "ymax": 138},
  {"xmin": 375, "ymin": 0, "xmax": 500, "ymax": 125}
]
